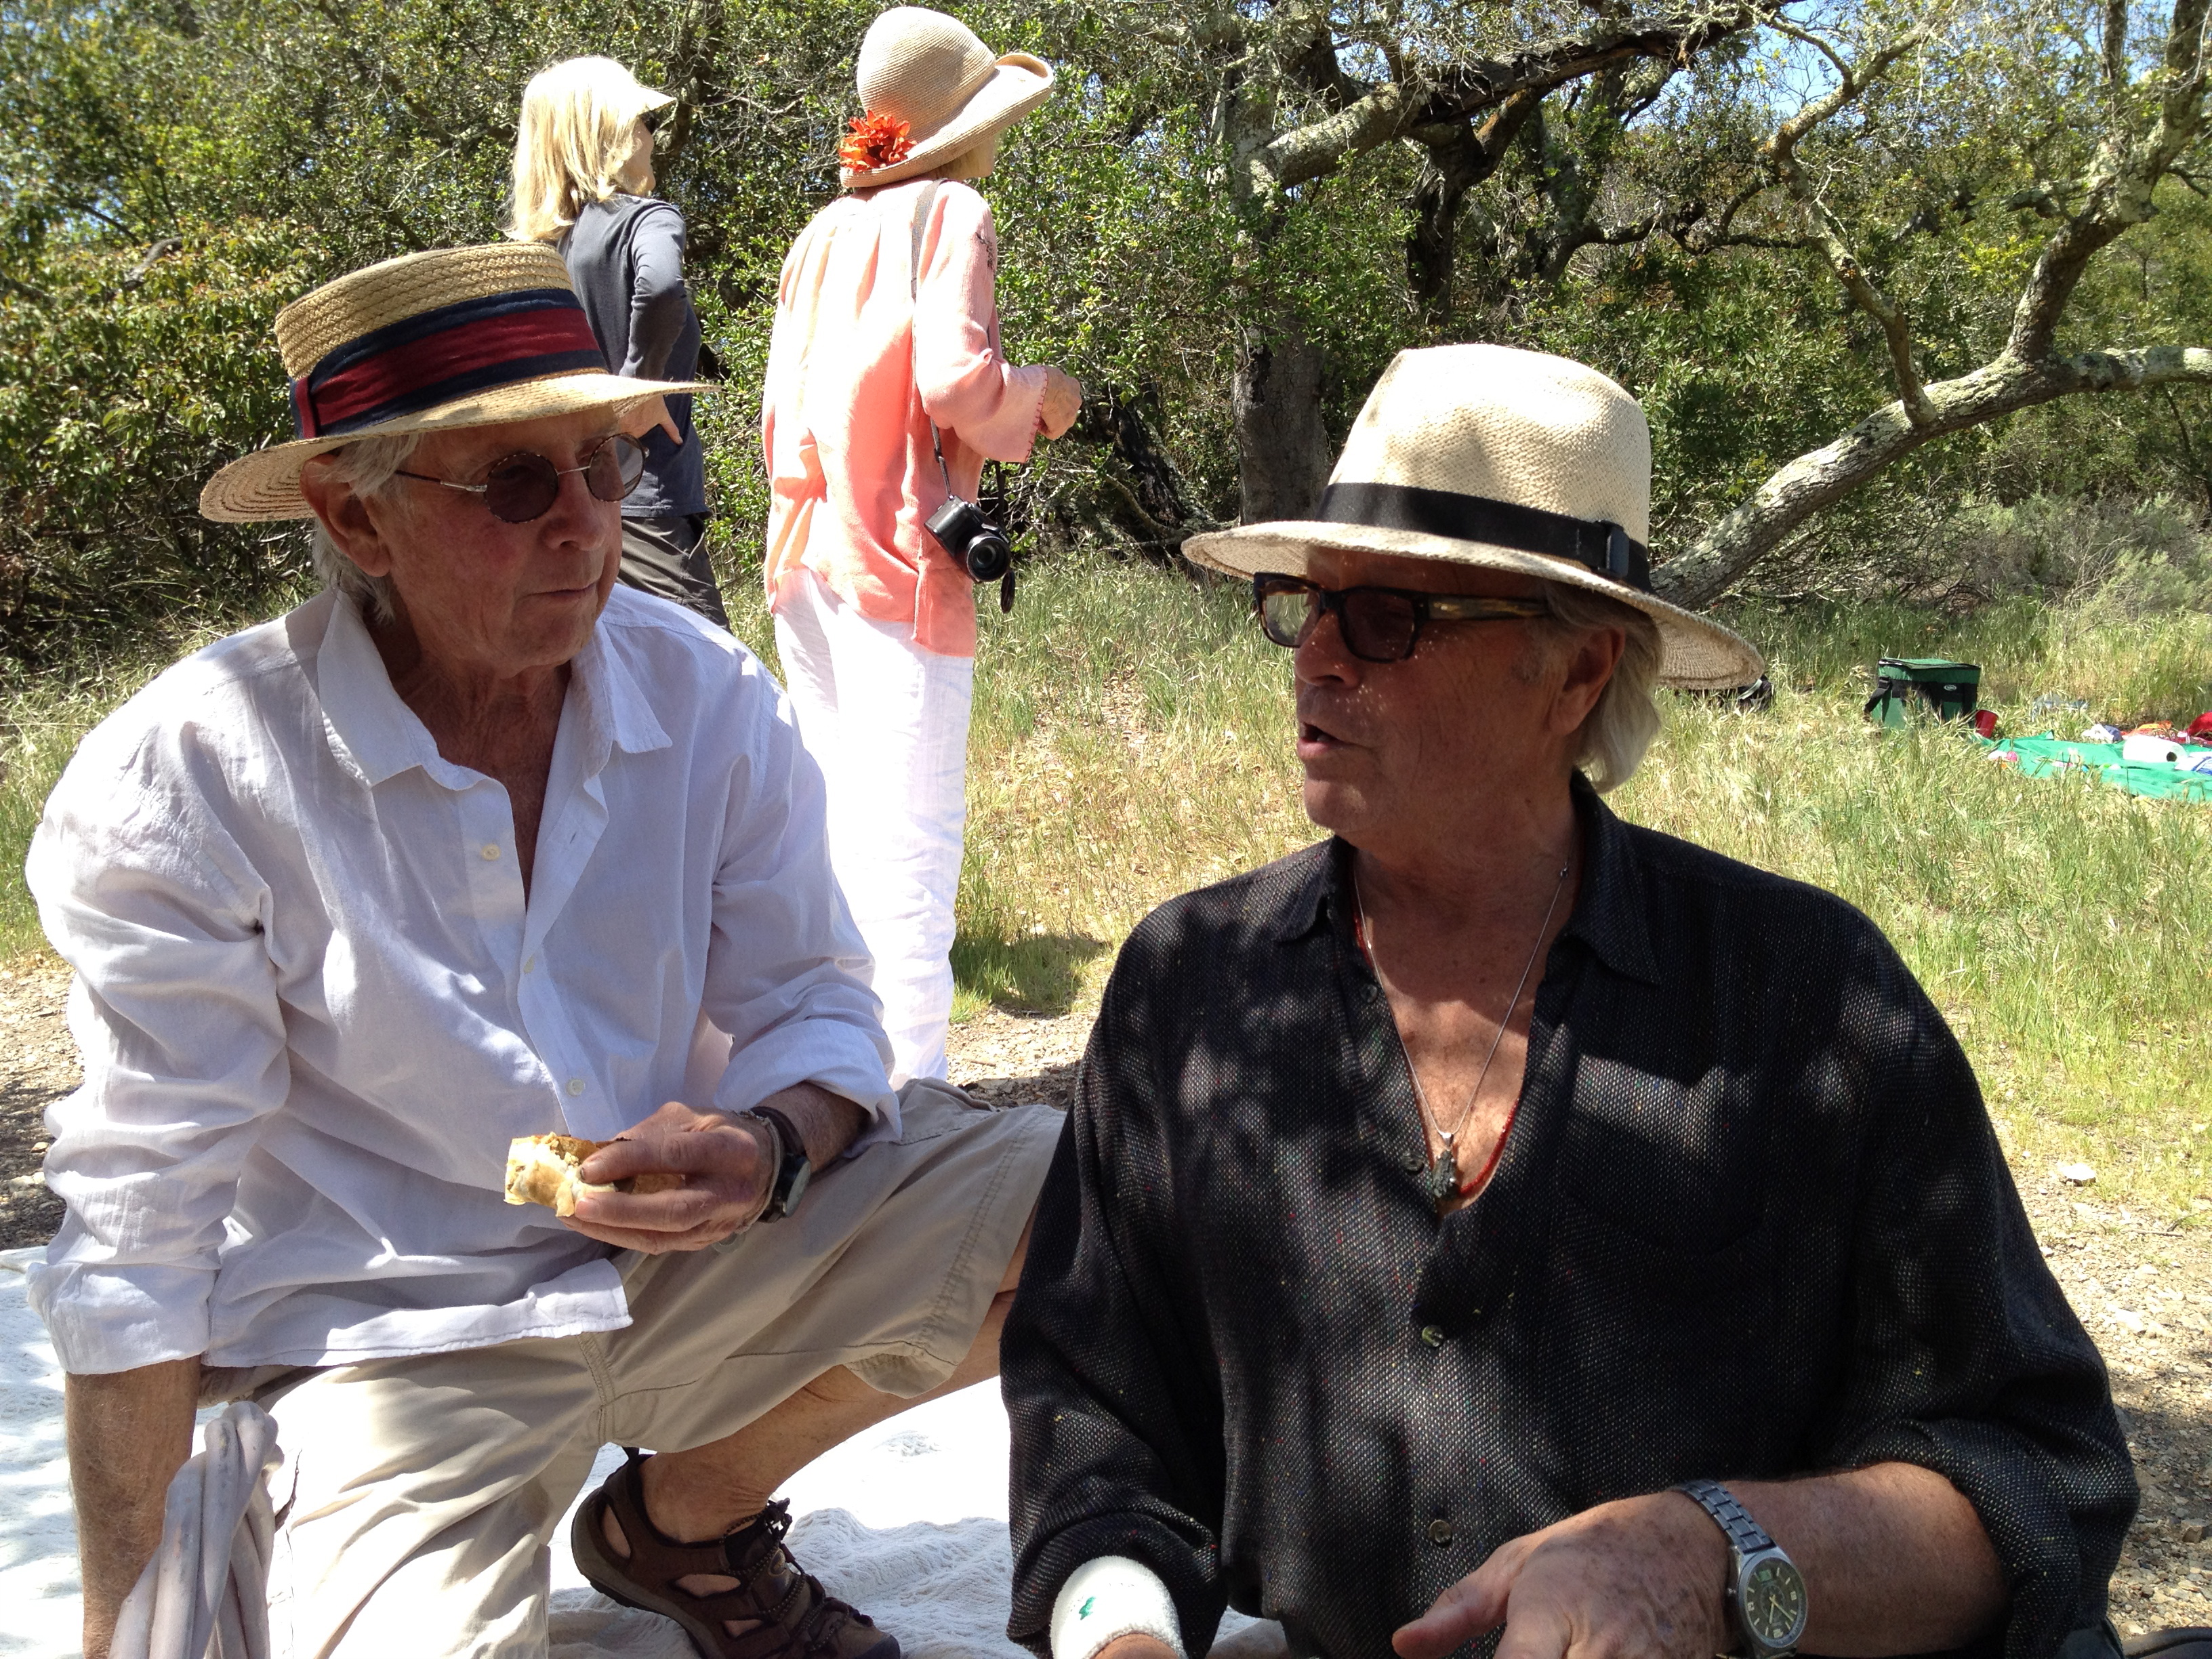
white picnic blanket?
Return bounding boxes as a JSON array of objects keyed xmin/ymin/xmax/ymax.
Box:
[{"xmin": 0, "ymin": 1248, "xmax": 1257, "ymax": 1659}]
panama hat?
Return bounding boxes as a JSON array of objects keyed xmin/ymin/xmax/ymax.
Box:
[
  {"xmin": 1183, "ymin": 344, "xmax": 1763, "ymax": 690},
  {"xmin": 200, "ymin": 243, "xmax": 711, "ymax": 523},
  {"xmin": 836, "ymin": 7, "xmax": 1054, "ymax": 189}
]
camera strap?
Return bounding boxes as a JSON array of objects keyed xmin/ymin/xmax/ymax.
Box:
[
  {"xmin": 909, "ymin": 179, "xmax": 1015, "ymax": 613},
  {"xmin": 908, "ymin": 180, "xmax": 956, "ymax": 500}
]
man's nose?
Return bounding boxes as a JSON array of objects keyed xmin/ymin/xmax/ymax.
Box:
[
  {"xmin": 1293, "ymin": 607, "xmax": 1361, "ymax": 687},
  {"xmin": 541, "ymin": 459, "xmax": 615, "ymax": 544}
]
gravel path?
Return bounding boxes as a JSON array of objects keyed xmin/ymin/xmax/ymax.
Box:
[{"xmin": 3, "ymin": 959, "xmax": 2205, "ymax": 1629}]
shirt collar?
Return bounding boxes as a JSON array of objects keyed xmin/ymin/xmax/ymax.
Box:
[
  {"xmin": 567, "ymin": 614, "xmax": 672, "ymax": 762},
  {"xmin": 1269, "ymin": 775, "xmax": 1662, "ymax": 987},
  {"xmin": 313, "ymin": 594, "xmax": 670, "ymax": 790},
  {"xmin": 314, "ymin": 591, "xmax": 445, "ymax": 787},
  {"xmin": 1557, "ymin": 774, "xmax": 1661, "ymax": 987}
]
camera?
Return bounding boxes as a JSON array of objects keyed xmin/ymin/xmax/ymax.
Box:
[{"xmin": 925, "ymin": 495, "xmax": 1012, "ymax": 583}]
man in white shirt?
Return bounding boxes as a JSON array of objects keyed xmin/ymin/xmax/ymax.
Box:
[{"xmin": 30, "ymin": 243, "xmax": 1059, "ymax": 1659}]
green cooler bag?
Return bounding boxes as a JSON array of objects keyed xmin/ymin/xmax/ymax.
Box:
[{"xmin": 1863, "ymin": 658, "xmax": 1981, "ymax": 726}]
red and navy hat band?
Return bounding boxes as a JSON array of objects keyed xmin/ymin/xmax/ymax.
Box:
[{"xmin": 291, "ymin": 288, "xmax": 608, "ymax": 440}]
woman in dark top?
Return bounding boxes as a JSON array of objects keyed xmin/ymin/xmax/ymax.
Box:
[{"xmin": 511, "ymin": 56, "xmax": 727, "ymax": 626}]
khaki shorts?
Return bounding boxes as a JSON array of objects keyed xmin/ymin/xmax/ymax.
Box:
[{"xmin": 230, "ymin": 1084, "xmax": 1061, "ymax": 1659}]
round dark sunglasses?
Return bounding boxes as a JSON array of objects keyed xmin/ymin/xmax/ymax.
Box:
[
  {"xmin": 1252, "ymin": 573, "xmax": 1548, "ymax": 663},
  {"xmin": 394, "ymin": 433, "xmax": 647, "ymax": 525}
]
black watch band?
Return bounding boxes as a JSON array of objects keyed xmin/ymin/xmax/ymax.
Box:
[
  {"xmin": 746, "ymin": 1107, "xmax": 813, "ymax": 1224},
  {"xmin": 1675, "ymin": 1478, "xmax": 1777, "ymax": 1554}
]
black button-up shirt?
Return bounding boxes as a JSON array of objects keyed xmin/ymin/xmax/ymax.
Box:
[{"xmin": 1004, "ymin": 783, "xmax": 2133, "ymax": 1659}]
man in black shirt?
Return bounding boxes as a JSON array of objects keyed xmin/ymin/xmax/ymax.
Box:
[{"xmin": 1002, "ymin": 345, "xmax": 2133, "ymax": 1659}]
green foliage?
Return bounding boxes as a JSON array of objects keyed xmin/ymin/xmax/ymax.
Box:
[
  {"xmin": 1, "ymin": 0, "xmax": 2209, "ymax": 661},
  {"xmin": 0, "ymin": 219, "xmax": 330, "ymax": 651}
]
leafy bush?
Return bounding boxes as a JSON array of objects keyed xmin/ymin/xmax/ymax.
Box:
[
  {"xmin": 1942, "ymin": 495, "xmax": 2212, "ymax": 614},
  {"xmin": 0, "ymin": 220, "xmax": 331, "ymax": 661}
]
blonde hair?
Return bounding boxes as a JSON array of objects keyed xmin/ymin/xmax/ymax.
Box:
[
  {"xmin": 1525, "ymin": 581, "xmax": 1664, "ymax": 794},
  {"xmin": 508, "ymin": 56, "xmax": 668, "ymax": 243}
]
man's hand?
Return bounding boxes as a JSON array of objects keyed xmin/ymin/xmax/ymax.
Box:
[
  {"xmin": 565, "ymin": 1083, "xmax": 871, "ymax": 1253},
  {"xmin": 1393, "ymin": 1492, "xmax": 1726, "ymax": 1659},
  {"xmin": 565, "ymin": 1100, "xmax": 775, "ymax": 1252},
  {"xmin": 1039, "ymin": 367, "xmax": 1084, "ymax": 439},
  {"xmin": 1098, "ymin": 1640, "xmax": 1181, "ymax": 1659},
  {"xmin": 621, "ymin": 393, "xmax": 682, "ymax": 447}
]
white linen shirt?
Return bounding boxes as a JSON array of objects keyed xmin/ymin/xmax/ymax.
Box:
[{"xmin": 26, "ymin": 586, "xmax": 895, "ymax": 1376}]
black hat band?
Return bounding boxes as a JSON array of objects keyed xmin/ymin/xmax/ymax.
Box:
[{"xmin": 1314, "ymin": 482, "xmax": 1652, "ymax": 593}]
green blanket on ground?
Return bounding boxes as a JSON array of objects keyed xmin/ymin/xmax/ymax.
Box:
[{"xmin": 1980, "ymin": 735, "xmax": 2212, "ymax": 803}]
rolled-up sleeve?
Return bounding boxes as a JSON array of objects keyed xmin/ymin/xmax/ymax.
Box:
[
  {"xmin": 702, "ymin": 653, "xmax": 897, "ymax": 1141},
  {"xmin": 1004, "ymin": 923, "xmax": 1230, "ymax": 1658},
  {"xmin": 913, "ymin": 188, "xmax": 1046, "ymax": 464},
  {"xmin": 25, "ymin": 721, "xmax": 289, "ymax": 1376},
  {"xmin": 1816, "ymin": 937, "xmax": 2135, "ymax": 1659},
  {"xmin": 622, "ymin": 203, "xmax": 691, "ymax": 382}
]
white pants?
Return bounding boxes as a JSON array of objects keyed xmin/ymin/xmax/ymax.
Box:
[{"xmin": 773, "ymin": 569, "xmax": 973, "ymax": 1085}]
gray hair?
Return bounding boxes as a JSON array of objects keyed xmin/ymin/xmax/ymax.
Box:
[
  {"xmin": 304, "ymin": 432, "xmax": 422, "ymax": 626},
  {"xmin": 1526, "ymin": 581, "xmax": 1664, "ymax": 794}
]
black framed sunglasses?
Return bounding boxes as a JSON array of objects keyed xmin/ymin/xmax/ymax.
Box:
[
  {"xmin": 1252, "ymin": 573, "xmax": 1548, "ymax": 663},
  {"xmin": 394, "ymin": 433, "xmax": 646, "ymax": 525}
]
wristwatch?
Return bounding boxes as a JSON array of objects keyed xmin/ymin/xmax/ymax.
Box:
[
  {"xmin": 742, "ymin": 1107, "xmax": 813, "ymax": 1224},
  {"xmin": 1673, "ymin": 1479, "xmax": 1808, "ymax": 1659}
]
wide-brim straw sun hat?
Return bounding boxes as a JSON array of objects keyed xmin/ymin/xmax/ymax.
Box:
[
  {"xmin": 837, "ymin": 6, "xmax": 1054, "ymax": 190},
  {"xmin": 200, "ymin": 242, "xmax": 711, "ymax": 523},
  {"xmin": 1183, "ymin": 344, "xmax": 1763, "ymax": 690}
]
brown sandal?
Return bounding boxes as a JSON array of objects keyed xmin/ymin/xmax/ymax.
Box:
[{"xmin": 571, "ymin": 1450, "xmax": 899, "ymax": 1659}]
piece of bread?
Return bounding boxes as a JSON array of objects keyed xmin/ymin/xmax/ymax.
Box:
[{"xmin": 503, "ymin": 1134, "xmax": 684, "ymax": 1218}]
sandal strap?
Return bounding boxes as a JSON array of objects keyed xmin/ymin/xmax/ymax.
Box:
[
  {"xmin": 590, "ymin": 1459, "xmax": 876, "ymax": 1658},
  {"xmin": 598, "ymin": 1448, "xmax": 758, "ymax": 1586}
]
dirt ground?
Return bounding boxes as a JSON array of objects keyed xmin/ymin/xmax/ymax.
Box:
[
  {"xmin": 0, "ymin": 953, "xmax": 70, "ymax": 1250},
  {"xmin": 5, "ymin": 958, "xmax": 2210, "ymax": 1631}
]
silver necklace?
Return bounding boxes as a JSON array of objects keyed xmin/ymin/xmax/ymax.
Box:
[{"xmin": 1355, "ymin": 859, "xmax": 1571, "ymax": 1210}]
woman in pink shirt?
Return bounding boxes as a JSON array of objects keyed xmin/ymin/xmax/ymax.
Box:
[{"xmin": 763, "ymin": 5, "xmax": 1082, "ymax": 1085}]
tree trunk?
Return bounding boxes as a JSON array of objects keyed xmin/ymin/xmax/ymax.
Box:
[
  {"xmin": 1233, "ymin": 321, "xmax": 1334, "ymax": 523},
  {"xmin": 1654, "ymin": 344, "xmax": 2212, "ymax": 609}
]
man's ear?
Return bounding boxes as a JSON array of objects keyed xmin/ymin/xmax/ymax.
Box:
[
  {"xmin": 297, "ymin": 454, "xmax": 396, "ymax": 580},
  {"xmin": 1548, "ymin": 624, "xmax": 1627, "ymax": 738}
]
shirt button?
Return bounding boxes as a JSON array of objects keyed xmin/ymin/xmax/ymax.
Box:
[
  {"xmin": 523, "ymin": 956, "xmax": 536, "ymax": 974},
  {"xmin": 1427, "ymin": 1518, "xmax": 1455, "ymax": 1547},
  {"xmin": 567, "ymin": 1077, "xmax": 586, "ymax": 1097},
  {"xmin": 481, "ymin": 843, "xmax": 501, "ymax": 860},
  {"xmin": 1420, "ymin": 1325, "xmax": 1446, "ymax": 1348}
]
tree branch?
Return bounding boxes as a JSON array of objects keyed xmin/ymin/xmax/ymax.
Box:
[
  {"xmin": 1762, "ymin": 22, "xmax": 1939, "ymax": 424},
  {"xmin": 1657, "ymin": 344, "xmax": 2212, "ymax": 607},
  {"xmin": 1252, "ymin": 5, "xmax": 1769, "ymax": 192},
  {"xmin": 2006, "ymin": 0, "xmax": 2210, "ymax": 362}
]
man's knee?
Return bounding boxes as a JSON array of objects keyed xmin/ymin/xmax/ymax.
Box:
[{"xmin": 796, "ymin": 1364, "xmax": 882, "ymax": 1410}]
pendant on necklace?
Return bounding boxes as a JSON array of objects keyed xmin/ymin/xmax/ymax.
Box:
[{"xmin": 1427, "ymin": 1131, "xmax": 1460, "ymax": 1210}]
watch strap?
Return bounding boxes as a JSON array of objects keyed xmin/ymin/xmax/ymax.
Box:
[
  {"xmin": 1674, "ymin": 1479, "xmax": 1777, "ymax": 1556},
  {"xmin": 747, "ymin": 1107, "xmax": 811, "ymax": 1223},
  {"xmin": 752, "ymin": 1107, "xmax": 807, "ymax": 1168}
]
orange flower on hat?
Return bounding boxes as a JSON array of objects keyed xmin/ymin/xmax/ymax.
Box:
[{"xmin": 840, "ymin": 110, "xmax": 914, "ymax": 173}]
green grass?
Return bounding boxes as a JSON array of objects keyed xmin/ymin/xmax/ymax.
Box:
[{"xmin": 7, "ymin": 560, "xmax": 2209, "ymax": 1219}]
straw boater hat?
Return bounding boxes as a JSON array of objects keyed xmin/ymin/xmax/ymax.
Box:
[
  {"xmin": 1184, "ymin": 344, "xmax": 1763, "ymax": 690},
  {"xmin": 836, "ymin": 7, "xmax": 1054, "ymax": 190},
  {"xmin": 200, "ymin": 243, "xmax": 710, "ymax": 522}
]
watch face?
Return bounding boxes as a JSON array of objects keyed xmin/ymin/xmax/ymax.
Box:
[
  {"xmin": 1741, "ymin": 1555, "xmax": 1807, "ymax": 1651},
  {"xmin": 781, "ymin": 1155, "xmax": 812, "ymax": 1217}
]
